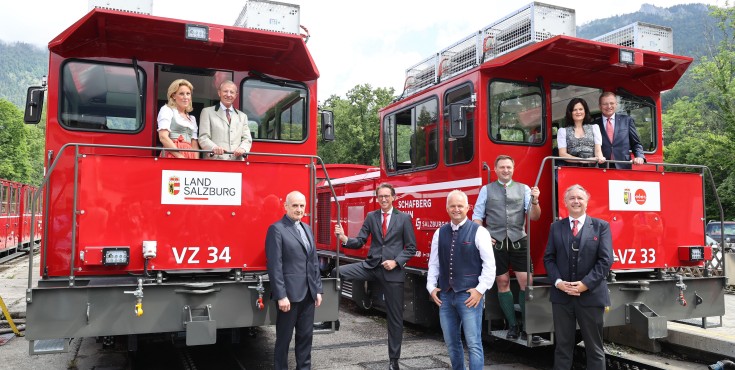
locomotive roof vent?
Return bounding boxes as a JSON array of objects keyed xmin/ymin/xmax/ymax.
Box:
[
  {"xmin": 234, "ymin": 0, "xmax": 301, "ymax": 35},
  {"xmin": 592, "ymin": 22, "xmax": 673, "ymax": 54},
  {"xmin": 88, "ymin": 0, "xmax": 152, "ymax": 15},
  {"xmin": 403, "ymin": 2, "xmax": 575, "ymax": 98}
]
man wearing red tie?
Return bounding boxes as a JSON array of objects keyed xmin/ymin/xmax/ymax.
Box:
[
  {"xmin": 334, "ymin": 183, "xmax": 417, "ymax": 370},
  {"xmin": 543, "ymin": 184, "xmax": 613, "ymax": 370},
  {"xmin": 596, "ymin": 92, "xmax": 645, "ymax": 169}
]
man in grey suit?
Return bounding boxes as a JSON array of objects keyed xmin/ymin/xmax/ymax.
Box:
[
  {"xmin": 198, "ymin": 80, "xmax": 253, "ymax": 160},
  {"xmin": 266, "ymin": 191, "xmax": 323, "ymax": 370},
  {"xmin": 595, "ymin": 91, "xmax": 645, "ymax": 169},
  {"xmin": 544, "ymin": 184, "xmax": 613, "ymax": 370},
  {"xmin": 334, "ymin": 183, "xmax": 416, "ymax": 370}
]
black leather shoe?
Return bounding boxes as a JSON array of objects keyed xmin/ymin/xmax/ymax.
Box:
[
  {"xmin": 389, "ymin": 358, "xmax": 400, "ymax": 370},
  {"xmin": 520, "ymin": 331, "xmax": 542, "ymax": 344},
  {"xmin": 506, "ymin": 325, "xmax": 519, "ymax": 340},
  {"xmin": 313, "ymin": 321, "xmax": 331, "ymax": 330}
]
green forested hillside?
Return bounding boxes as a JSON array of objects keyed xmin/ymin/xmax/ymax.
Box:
[{"xmin": 0, "ymin": 41, "xmax": 47, "ymax": 108}]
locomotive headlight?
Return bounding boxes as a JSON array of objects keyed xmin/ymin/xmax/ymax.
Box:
[
  {"xmin": 186, "ymin": 24, "xmax": 209, "ymax": 41},
  {"xmin": 678, "ymin": 246, "xmax": 710, "ymax": 262},
  {"xmin": 619, "ymin": 49, "xmax": 635, "ymax": 64},
  {"xmin": 103, "ymin": 248, "xmax": 130, "ymax": 266}
]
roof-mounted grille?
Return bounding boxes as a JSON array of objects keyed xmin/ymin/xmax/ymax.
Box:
[
  {"xmin": 402, "ymin": 2, "xmax": 575, "ymax": 98},
  {"xmin": 592, "ymin": 22, "xmax": 673, "ymax": 54}
]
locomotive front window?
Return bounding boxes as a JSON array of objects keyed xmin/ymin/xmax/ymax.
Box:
[
  {"xmin": 383, "ymin": 98, "xmax": 439, "ymax": 173},
  {"xmin": 241, "ymin": 79, "xmax": 308, "ymax": 142},
  {"xmin": 60, "ymin": 61, "xmax": 145, "ymax": 132},
  {"xmin": 488, "ymin": 81, "xmax": 543, "ymax": 145},
  {"xmin": 618, "ymin": 94, "xmax": 656, "ymax": 153}
]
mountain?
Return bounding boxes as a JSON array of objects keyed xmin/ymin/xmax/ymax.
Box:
[
  {"xmin": 0, "ymin": 41, "xmax": 48, "ymax": 108},
  {"xmin": 577, "ymin": 3, "xmax": 720, "ymax": 60}
]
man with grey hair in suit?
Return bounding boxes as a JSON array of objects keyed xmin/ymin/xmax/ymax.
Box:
[
  {"xmin": 544, "ymin": 184, "xmax": 613, "ymax": 369},
  {"xmin": 198, "ymin": 80, "xmax": 252, "ymax": 160},
  {"xmin": 266, "ymin": 191, "xmax": 323, "ymax": 370}
]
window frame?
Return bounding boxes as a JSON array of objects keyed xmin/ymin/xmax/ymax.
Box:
[
  {"xmin": 487, "ymin": 79, "xmax": 545, "ymax": 146},
  {"xmin": 443, "ymin": 82, "xmax": 475, "ymax": 167},
  {"xmin": 58, "ymin": 59, "xmax": 146, "ymax": 134},
  {"xmin": 382, "ymin": 95, "xmax": 440, "ymax": 175},
  {"xmin": 240, "ymin": 77, "xmax": 310, "ymax": 144}
]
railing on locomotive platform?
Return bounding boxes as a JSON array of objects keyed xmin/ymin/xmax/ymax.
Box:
[{"xmin": 25, "ymin": 142, "xmax": 345, "ymax": 281}]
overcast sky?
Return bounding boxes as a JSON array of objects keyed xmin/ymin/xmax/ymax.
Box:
[{"xmin": 0, "ymin": 0, "xmax": 724, "ymax": 101}]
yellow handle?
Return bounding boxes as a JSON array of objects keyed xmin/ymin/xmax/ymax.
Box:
[{"xmin": 135, "ymin": 302, "xmax": 144, "ymax": 317}]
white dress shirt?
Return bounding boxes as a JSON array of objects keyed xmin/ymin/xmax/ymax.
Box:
[{"xmin": 426, "ymin": 218, "xmax": 496, "ymax": 295}]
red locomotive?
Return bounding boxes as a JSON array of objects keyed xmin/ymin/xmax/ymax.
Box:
[
  {"xmin": 316, "ymin": 2, "xmax": 725, "ymax": 345},
  {"xmin": 22, "ymin": 2, "xmax": 340, "ymax": 354}
]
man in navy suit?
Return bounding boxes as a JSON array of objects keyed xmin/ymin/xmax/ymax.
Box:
[
  {"xmin": 544, "ymin": 184, "xmax": 613, "ymax": 370},
  {"xmin": 596, "ymin": 92, "xmax": 645, "ymax": 169},
  {"xmin": 266, "ymin": 191, "xmax": 323, "ymax": 370},
  {"xmin": 334, "ymin": 183, "xmax": 417, "ymax": 370}
]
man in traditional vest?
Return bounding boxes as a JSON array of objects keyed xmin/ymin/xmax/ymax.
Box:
[
  {"xmin": 427, "ymin": 190, "xmax": 495, "ymax": 370},
  {"xmin": 472, "ymin": 155, "xmax": 541, "ymax": 341}
]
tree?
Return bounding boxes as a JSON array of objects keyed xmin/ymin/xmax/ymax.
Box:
[
  {"xmin": 318, "ymin": 84, "xmax": 395, "ymax": 166},
  {"xmin": 663, "ymin": 3, "xmax": 735, "ymax": 220},
  {"xmin": 0, "ymin": 99, "xmax": 32, "ymax": 182}
]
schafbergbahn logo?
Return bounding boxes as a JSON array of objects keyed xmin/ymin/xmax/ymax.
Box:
[
  {"xmin": 168, "ymin": 176, "xmax": 180, "ymax": 195},
  {"xmin": 623, "ymin": 188, "xmax": 631, "ymax": 205}
]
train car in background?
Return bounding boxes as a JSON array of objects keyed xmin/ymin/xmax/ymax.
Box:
[
  {"xmin": 22, "ymin": 0, "xmax": 340, "ymax": 355},
  {"xmin": 316, "ymin": 2, "xmax": 726, "ymax": 346},
  {"xmin": 0, "ymin": 179, "xmax": 42, "ymax": 260}
]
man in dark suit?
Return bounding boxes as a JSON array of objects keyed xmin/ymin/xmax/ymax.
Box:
[
  {"xmin": 266, "ymin": 191, "xmax": 323, "ymax": 370},
  {"xmin": 544, "ymin": 184, "xmax": 613, "ymax": 370},
  {"xmin": 595, "ymin": 91, "xmax": 645, "ymax": 169},
  {"xmin": 198, "ymin": 80, "xmax": 252, "ymax": 160},
  {"xmin": 334, "ymin": 183, "xmax": 417, "ymax": 370}
]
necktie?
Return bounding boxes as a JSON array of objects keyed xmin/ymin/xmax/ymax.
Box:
[
  {"xmin": 296, "ymin": 223, "xmax": 310, "ymax": 251},
  {"xmin": 572, "ymin": 219, "xmax": 579, "ymax": 237},
  {"xmin": 225, "ymin": 108, "xmax": 231, "ymax": 123},
  {"xmin": 606, "ymin": 118, "xmax": 614, "ymax": 159},
  {"xmin": 382, "ymin": 213, "xmax": 389, "ymax": 237}
]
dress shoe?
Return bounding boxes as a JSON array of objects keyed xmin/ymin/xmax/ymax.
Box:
[
  {"xmin": 313, "ymin": 321, "xmax": 331, "ymax": 330},
  {"xmin": 389, "ymin": 358, "xmax": 400, "ymax": 370},
  {"xmin": 506, "ymin": 325, "xmax": 519, "ymax": 340},
  {"xmin": 520, "ymin": 331, "xmax": 542, "ymax": 344}
]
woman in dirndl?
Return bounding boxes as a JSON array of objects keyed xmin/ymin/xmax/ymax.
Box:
[
  {"xmin": 158, "ymin": 79, "xmax": 199, "ymax": 159},
  {"xmin": 557, "ymin": 97, "xmax": 606, "ymax": 167}
]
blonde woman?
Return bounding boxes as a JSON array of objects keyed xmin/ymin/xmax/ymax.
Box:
[{"xmin": 158, "ymin": 79, "xmax": 199, "ymax": 159}]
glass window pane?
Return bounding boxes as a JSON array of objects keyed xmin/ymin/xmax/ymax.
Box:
[
  {"xmin": 60, "ymin": 62, "xmax": 144, "ymax": 132},
  {"xmin": 489, "ymin": 81, "xmax": 543, "ymax": 144},
  {"xmin": 241, "ymin": 79, "xmax": 307, "ymax": 142},
  {"xmin": 444, "ymin": 85, "xmax": 474, "ymax": 165}
]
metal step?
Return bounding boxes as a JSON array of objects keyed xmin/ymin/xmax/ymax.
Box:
[{"xmin": 29, "ymin": 338, "xmax": 71, "ymax": 355}]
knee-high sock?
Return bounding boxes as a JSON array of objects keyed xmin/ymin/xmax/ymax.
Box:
[
  {"xmin": 498, "ymin": 291, "xmax": 516, "ymax": 326},
  {"xmin": 519, "ymin": 290, "xmax": 526, "ymax": 330}
]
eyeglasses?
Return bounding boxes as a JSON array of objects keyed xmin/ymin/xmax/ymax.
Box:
[
  {"xmin": 376, "ymin": 195, "xmax": 392, "ymax": 199},
  {"xmin": 600, "ymin": 102, "xmax": 616, "ymax": 107}
]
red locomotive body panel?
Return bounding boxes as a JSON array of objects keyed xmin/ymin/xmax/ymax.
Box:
[{"xmin": 44, "ymin": 155, "xmax": 312, "ymax": 276}]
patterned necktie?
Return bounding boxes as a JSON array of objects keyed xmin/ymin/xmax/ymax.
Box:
[
  {"xmin": 225, "ymin": 108, "xmax": 231, "ymax": 123},
  {"xmin": 572, "ymin": 219, "xmax": 579, "ymax": 237},
  {"xmin": 296, "ymin": 223, "xmax": 310, "ymax": 251},
  {"xmin": 382, "ymin": 213, "xmax": 389, "ymax": 237}
]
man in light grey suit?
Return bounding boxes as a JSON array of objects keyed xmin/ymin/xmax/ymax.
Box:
[
  {"xmin": 198, "ymin": 80, "xmax": 252, "ymax": 160},
  {"xmin": 266, "ymin": 191, "xmax": 323, "ymax": 370},
  {"xmin": 334, "ymin": 183, "xmax": 416, "ymax": 370}
]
